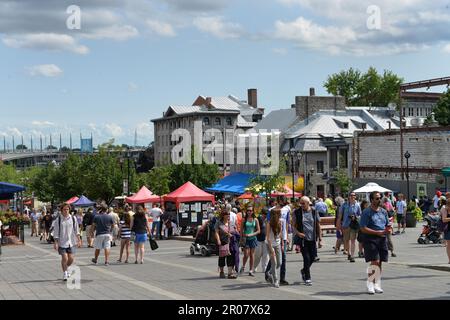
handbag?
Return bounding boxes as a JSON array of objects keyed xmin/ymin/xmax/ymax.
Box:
[{"xmin": 149, "ymin": 238, "xmax": 159, "ymax": 251}]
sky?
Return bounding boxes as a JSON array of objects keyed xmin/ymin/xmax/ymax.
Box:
[{"xmin": 1, "ymin": 0, "xmax": 450, "ymax": 148}]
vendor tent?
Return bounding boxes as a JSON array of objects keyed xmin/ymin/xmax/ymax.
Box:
[
  {"xmin": 205, "ymin": 172, "xmax": 255, "ymax": 195},
  {"xmin": 66, "ymin": 196, "xmax": 79, "ymax": 205},
  {"xmin": 164, "ymin": 182, "xmax": 215, "ymax": 206},
  {"xmin": 0, "ymin": 182, "xmax": 26, "ymax": 200},
  {"xmin": 237, "ymin": 192, "xmax": 257, "ymax": 200},
  {"xmin": 353, "ymin": 182, "xmax": 393, "ymax": 194},
  {"xmin": 126, "ymin": 186, "xmax": 161, "ymax": 204},
  {"xmin": 72, "ymin": 195, "xmax": 96, "ymax": 207}
]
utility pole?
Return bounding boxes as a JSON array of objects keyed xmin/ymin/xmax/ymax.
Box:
[
  {"xmin": 60, "ymin": 133, "xmax": 62, "ymax": 151},
  {"xmin": 40, "ymin": 135, "xmax": 43, "ymax": 152},
  {"xmin": 70, "ymin": 133, "xmax": 73, "ymax": 151},
  {"xmin": 31, "ymin": 136, "xmax": 33, "ymax": 152}
]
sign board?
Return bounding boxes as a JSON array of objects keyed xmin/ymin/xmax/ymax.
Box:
[
  {"xmin": 191, "ymin": 214, "xmax": 197, "ymax": 223},
  {"xmin": 417, "ymin": 183, "xmax": 427, "ymax": 198},
  {"xmin": 181, "ymin": 212, "xmax": 188, "ymax": 219}
]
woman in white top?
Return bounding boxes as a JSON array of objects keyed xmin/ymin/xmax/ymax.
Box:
[{"xmin": 266, "ymin": 208, "xmax": 282, "ymax": 288}]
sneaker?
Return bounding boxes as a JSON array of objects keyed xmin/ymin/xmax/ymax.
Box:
[
  {"xmin": 280, "ymin": 280, "xmax": 289, "ymax": 286},
  {"xmin": 314, "ymin": 257, "xmax": 320, "ymax": 262},
  {"xmin": 105, "ymin": 262, "xmax": 109, "ymax": 266},
  {"xmin": 374, "ymin": 282, "xmax": 384, "ymax": 294},
  {"xmin": 358, "ymin": 252, "xmax": 364, "ymax": 258},
  {"xmin": 249, "ymin": 272, "xmax": 255, "ymax": 277},
  {"xmin": 63, "ymin": 272, "xmax": 69, "ymax": 282},
  {"xmin": 274, "ymin": 281, "xmax": 280, "ymax": 288},
  {"xmin": 220, "ymin": 272, "xmax": 226, "ymax": 279},
  {"xmin": 367, "ymin": 282, "xmax": 375, "ymax": 295},
  {"xmin": 305, "ymin": 280, "xmax": 312, "ymax": 286},
  {"xmin": 91, "ymin": 258, "xmax": 97, "ymax": 265},
  {"xmin": 349, "ymin": 257, "xmax": 355, "ymax": 263},
  {"xmin": 254, "ymin": 267, "xmax": 258, "ymax": 273},
  {"xmin": 301, "ymin": 269, "xmax": 306, "ymax": 282},
  {"xmin": 391, "ymin": 253, "xmax": 397, "ymax": 257}
]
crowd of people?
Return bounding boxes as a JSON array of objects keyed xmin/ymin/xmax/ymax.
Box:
[{"xmin": 210, "ymin": 190, "xmax": 450, "ymax": 294}]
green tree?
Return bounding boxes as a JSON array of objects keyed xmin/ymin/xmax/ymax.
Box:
[
  {"xmin": 324, "ymin": 67, "xmax": 403, "ymax": 107},
  {"xmin": 138, "ymin": 166, "xmax": 171, "ymax": 201},
  {"xmin": 332, "ymin": 168, "xmax": 354, "ymax": 195},
  {"xmin": 0, "ymin": 163, "xmax": 20, "ymax": 184},
  {"xmin": 29, "ymin": 163, "xmax": 60, "ymax": 206},
  {"xmin": 16, "ymin": 144, "xmax": 28, "ymax": 150},
  {"xmin": 433, "ymin": 89, "xmax": 450, "ymax": 126}
]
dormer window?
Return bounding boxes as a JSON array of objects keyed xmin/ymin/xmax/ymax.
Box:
[
  {"xmin": 203, "ymin": 117, "xmax": 210, "ymax": 126},
  {"xmin": 214, "ymin": 117, "xmax": 221, "ymax": 126},
  {"xmin": 226, "ymin": 117, "xmax": 232, "ymax": 126},
  {"xmin": 361, "ymin": 123, "xmax": 367, "ymax": 130},
  {"xmin": 342, "ymin": 122, "xmax": 349, "ymax": 129}
]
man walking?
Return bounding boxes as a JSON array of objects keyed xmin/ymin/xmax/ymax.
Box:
[
  {"xmin": 91, "ymin": 204, "xmax": 115, "ymax": 266},
  {"xmin": 53, "ymin": 203, "xmax": 81, "ymax": 281},
  {"xmin": 395, "ymin": 194, "xmax": 407, "ymax": 234},
  {"xmin": 30, "ymin": 209, "xmax": 39, "ymax": 237},
  {"xmin": 279, "ymin": 201, "xmax": 291, "ymax": 285},
  {"xmin": 360, "ymin": 191, "xmax": 392, "ymax": 295},
  {"xmin": 337, "ymin": 193, "xmax": 362, "ymax": 263},
  {"xmin": 150, "ymin": 203, "xmax": 163, "ymax": 240}
]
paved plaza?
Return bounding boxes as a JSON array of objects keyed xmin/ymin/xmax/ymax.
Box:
[{"xmin": 0, "ymin": 225, "xmax": 449, "ymax": 300}]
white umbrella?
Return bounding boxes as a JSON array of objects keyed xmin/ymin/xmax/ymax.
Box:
[{"xmin": 353, "ymin": 182, "xmax": 393, "ymax": 194}]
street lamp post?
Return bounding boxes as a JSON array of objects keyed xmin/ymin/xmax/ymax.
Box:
[
  {"xmin": 288, "ymin": 148, "xmax": 300, "ymax": 202},
  {"xmin": 404, "ymin": 151, "xmax": 411, "ymax": 201}
]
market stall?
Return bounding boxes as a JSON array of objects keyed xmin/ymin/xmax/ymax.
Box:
[
  {"xmin": 72, "ymin": 195, "xmax": 96, "ymax": 208},
  {"xmin": 0, "ymin": 182, "xmax": 27, "ymax": 246},
  {"xmin": 164, "ymin": 182, "xmax": 215, "ymax": 235},
  {"xmin": 66, "ymin": 196, "xmax": 80, "ymax": 205},
  {"xmin": 353, "ymin": 182, "xmax": 393, "ymax": 202},
  {"xmin": 205, "ymin": 172, "xmax": 255, "ymax": 196}
]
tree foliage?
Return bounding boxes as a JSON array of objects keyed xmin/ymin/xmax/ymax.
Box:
[
  {"xmin": 332, "ymin": 168, "xmax": 354, "ymax": 195},
  {"xmin": 433, "ymin": 89, "xmax": 450, "ymax": 126},
  {"xmin": 324, "ymin": 67, "xmax": 403, "ymax": 107}
]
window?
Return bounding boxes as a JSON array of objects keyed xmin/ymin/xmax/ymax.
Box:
[
  {"xmin": 226, "ymin": 117, "xmax": 232, "ymax": 126},
  {"xmin": 214, "ymin": 117, "xmax": 221, "ymax": 126},
  {"xmin": 339, "ymin": 149, "xmax": 348, "ymax": 168},
  {"xmin": 317, "ymin": 161, "xmax": 324, "ymax": 174},
  {"xmin": 342, "ymin": 122, "xmax": 349, "ymax": 129},
  {"xmin": 361, "ymin": 123, "xmax": 367, "ymax": 130},
  {"xmin": 203, "ymin": 117, "xmax": 210, "ymax": 126}
]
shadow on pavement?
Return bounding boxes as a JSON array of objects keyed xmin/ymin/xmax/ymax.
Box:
[
  {"xmin": 311, "ymin": 291, "xmax": 368, "ymax": 297},
  {"xmin": 10, "ymin": 279, "xmax": 94, "ymax": 284},
  {"xmin": 222, "ymin": 282, "xmax": 272, "ymax": 290}
]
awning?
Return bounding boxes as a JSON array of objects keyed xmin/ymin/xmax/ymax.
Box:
[
  {"xmin": 72, "ymin": 195, "xmax": 96, "ymax": 207},
  {"xmin": 126, "ymin": 186, "xmax": 162, "ymax": 204},
  {"xmin": 0, "ymin": 182, "xmax": 26, "ymax": 200},
  {"xmin": 164, "ymin": 182, "xmax": 215, "ymax": 206},
  {"xmin": 66, "ymin": 196, "xmax": 80, "ymax": 205},
  {"xmin": 205, "ymin": 172, "xmax": 255, "ymax": 195},
  {"xmin": 442, "ymin": 167, "xmax": 450, "ymax": 177}
]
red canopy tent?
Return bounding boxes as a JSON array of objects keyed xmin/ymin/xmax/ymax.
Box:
[
  {"xmin": 237, "ymin": 192, "xmax": 258, "ymax": 200},
  {"xmin": 126, "ymin": 186, "xmax": 162, "ymax": 204},
  {"xmin": 164, "ymin": 182, "xmax": 215, "ymax": 206},
  {"xmin": 271, "ymin": 186, "xmax": 302, "ymax": 198},
  {"xmin": 66, "ymin": 197, "xmax": 79, "ymax": 205}
]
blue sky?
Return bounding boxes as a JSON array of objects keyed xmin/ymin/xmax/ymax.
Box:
[{"xmin": 1, "ymin": 0, "xmax": 450, "ymax": 148}]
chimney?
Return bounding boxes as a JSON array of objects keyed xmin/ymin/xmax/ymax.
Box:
[
  {"xmin": 309, "ymin": 87, "xmax": 315, "ymax": 96},
  {"xmin": 248, "ymin": 88, "xmax": 257, "ymax": 108},
  {"xmin": 206, "ymin": 97, "xmax": 212, "ymax": 106}
]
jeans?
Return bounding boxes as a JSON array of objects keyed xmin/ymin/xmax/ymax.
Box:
[
  {"xmin": 267, "ymin": 243, "xmax": 282, "ymax": 284},
  {"xmin": 301, "ymin": 240, "xmax": 317, "ymax": 281},
  {"xmin": 151, "ymin": 221, "xmax": 161, "ymax": 239},
  {"xmin": 230, "ymin": 234, "xmax": 240, "ymax": 273},
  {"xmin": 254, "ymin": 240, "xmax": 269, "ymax": 272},
  {"xmin": 266, "ymin": 240, "xmax": 287, "ymax": 281}
]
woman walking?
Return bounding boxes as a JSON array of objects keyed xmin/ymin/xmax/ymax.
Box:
[
  {"xmin": 130, "ymin": 205, "xmax": 150, "ymax": 264},
  {"xmin": 117, "ymin": 212, "xmax": 132, "ymax": 263},
  {"xmin": 266, "ymin": 208, "xmax": 282, "ymax": 288},
  {"xmin": 441, "ymin": 199, "xmax": 450, "ymax": 264},
  {"xmin": 215, "ymin": 210, "xmax": 236, "ymax": 279},
  {"xmin": 240, "ymin": 206, "xmax": 260, "ymax": 277}
]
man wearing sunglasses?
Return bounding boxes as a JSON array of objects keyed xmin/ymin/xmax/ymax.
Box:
[{"xmin": 359, "ymin": 191, "xmax": 392, "ymax": 295}]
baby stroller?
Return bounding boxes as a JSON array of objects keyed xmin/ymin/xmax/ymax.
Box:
[
  {"xmin": 418, "ymin": 214, "xmax": 444, "ymax": 244},
  {"xmin": 190, "ymin": 220, "xmax": 218, "ymax": 257}
]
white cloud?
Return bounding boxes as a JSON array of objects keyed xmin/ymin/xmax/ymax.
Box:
[
  {"xmin": 193, "ymin": 16, "xmax": 243, "ymax": 39},
  {"xmin": 105, "ymin": 123, "xmax": 124, "ymax": 137},
  {"xmin": 443, "ymin": 44, "xmax": 450, "ymax": 53},
  {"xmin": 81, "ymin": 25, "xmax": 139, "ymax": 41},
  {"xmin": 128, "ymin": 82, "xmax": 139, "ymax": 91},
  {"xmin": 7, "ymin": 128, "xmax": 22, "ymax": 137},
  {"xmin": 31, "ymin": 121, "xmax": 56, "ymax": 127},
  {"xmin": 3, "ymin": 33, "xmax": 89, "ymax": 54},
  {"xmin": 27, "ymin": 64, "xmax": 63, "ymax": 78},
  {"xmin": 146, "ymin": 20, "xmax": 176, "ymax": 37}
]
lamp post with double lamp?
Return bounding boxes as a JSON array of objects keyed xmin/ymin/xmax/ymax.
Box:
[
  {"xmin": 404, "ymin": 151, "xmax": 411, "ymax": 201},
  {"xmin": 288, "ymin": 148, "xmax": 300, "ymax": 202}
]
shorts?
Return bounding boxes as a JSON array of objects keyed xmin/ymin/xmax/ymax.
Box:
[
  {"xmin": 135, "ymin": 233, "xmax": 148, "ymax": 244},
  {"xmin": 396, "ymin": 214, "xmax": 405, "ymax": 224},
  {"xmin": 444, "ymin": 230, "xmax": 450, "ymax": 241},
  {"xmin": 94, "ymin": 234, "xmax": 112, "ymax": 250},
  {"xmin": 336, "ymin": 230, "xmax": 343, "ymax": 239},
  {"xmin": 363, "ymin": 235, "xmax": 388, "ymax": 263},
  {"xmin": 58, "ymin": 247, "xmax": 76, "ymax": 255},
  {"xmin": 245, "ymin": 237, "xmax": 258, "ymax": 249},
  {"xmin": 343, "ymin": 228, "xmax": 358, "ymax": 243},
  {"xmin": 86, "ymin": 225, "xmax": 95, "ymax": 239}
]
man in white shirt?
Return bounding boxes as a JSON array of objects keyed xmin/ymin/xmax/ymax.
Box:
[
  {"xmin": 395, "ymin": 194, "xmax": 407, "ymax": 234},
  {"xmin": 150, "ymin": 203, "xmax": 163, "ymax": 240},
  {"xmin": 53, "ymin": 203, "xmax": 81, "ymax": 281}
]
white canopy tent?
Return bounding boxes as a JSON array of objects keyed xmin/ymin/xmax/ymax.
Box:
[{"xmin": 353, "ymin": 182, "xmax": 393, "ymax": 202}]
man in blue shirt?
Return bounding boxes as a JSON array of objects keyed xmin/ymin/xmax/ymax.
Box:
[{"xmin": 360, "ymin": 191, "xmax": 392, "ymax": 295}]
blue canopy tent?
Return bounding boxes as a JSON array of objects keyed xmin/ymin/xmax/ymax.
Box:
[
  {"xmin": 205, "ymin": 173, "xmax": 256, "ymax": 195},
  {"xmin": 72, "ymin": 195, "xmax": 96, "ymax": 207},
  {"xmin": 0, "ymin": 182, "xmax": 26, "ymax": 200}
]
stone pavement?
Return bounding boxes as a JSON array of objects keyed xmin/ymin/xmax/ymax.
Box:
[{"xmin": 0, "ymin": 225, "xmax": 449, "ymax": 300}]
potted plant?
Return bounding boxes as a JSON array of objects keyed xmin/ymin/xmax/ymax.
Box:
[{"xmin": 406, "ymin": 201, "xmax": 422, "ymax": 228}]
